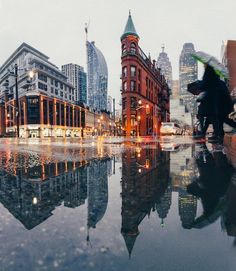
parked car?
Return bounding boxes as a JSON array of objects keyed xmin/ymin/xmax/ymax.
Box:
[
  {"xmin": 160, "ymin": 122, "xmax": 182, "ymax": 135},
  {"xmin": 160, "ymin": 142, "xmax": 180, "ymax": 152}
]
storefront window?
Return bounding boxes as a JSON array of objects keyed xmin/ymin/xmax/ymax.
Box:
[{"xmin": 27, "ymin": 96, "xmax": 40, "ymax": 124}]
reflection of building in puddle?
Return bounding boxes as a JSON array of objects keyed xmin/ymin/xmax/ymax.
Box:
[
  {"xmin": 156, "ymin": 186, "xmax": 172, "ymax": 227},
  {"xmin": 170, "ymin": 145, "xmax": 197, "ymax": 229},
  {"xmin": 121, "ymin": 144, "xmax": 171, "ymax": 256},
  {"xmin": 0, "ymin": 158, "xmax": 113, "ymax": 230},
  {"xmin": 86, "ymin": 158, "xmax": 111, "ymax": 242},
  {"xmin": 178, "ymin": 189, "xmax": 197, "ymax": 229}
]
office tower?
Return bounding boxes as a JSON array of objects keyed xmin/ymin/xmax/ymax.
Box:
[
  {"xmin": 87, "ymin": 41, "xmax": 108, "ymax": 111},
  {"xmin": 157, "ymin": 45, "xmax": 173, "ymax": 89},
  {"xmin": 62, "ymin": 63, "xmax": 87, "ymax": 104}
]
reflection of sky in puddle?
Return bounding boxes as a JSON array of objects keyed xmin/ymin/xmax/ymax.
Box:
[{"xmin": 0, "ymin": 139, "xmax": 236, "ymax": 271}]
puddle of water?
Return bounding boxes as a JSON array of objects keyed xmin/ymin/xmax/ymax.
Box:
[{"xmin": 0, "ymin": 140, "xmax": 235, "ymax": 271}]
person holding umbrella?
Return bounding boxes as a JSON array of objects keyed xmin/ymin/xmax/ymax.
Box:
[{"xmin": 188, "ymin": 51, "xmax": 234, "ymax": 143}]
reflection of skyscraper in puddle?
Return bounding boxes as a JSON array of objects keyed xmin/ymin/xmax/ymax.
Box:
[
  {"xmin": 178, "ymin": 189, "xmax": 197, "ymax": 229},
  {"xmin": 121, "ymin": 145, "xmax": 170, "ymax": 257},
  {"xmin": 156, "ymin": 186, "xmax": 172, "ymax": 227},
  {"xmin": 170, "ymin": 145, "xmax": 197, "ymax": 228},
  {"xmin": 0, "ymin": 158, "xmax": 112, "ymax": 230},
  {"xmin": 87, "ymin": 158, "xmax": 109, "ymax": 231}
]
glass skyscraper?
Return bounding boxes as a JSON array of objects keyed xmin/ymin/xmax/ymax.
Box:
[
  {"xmin": 87, "ymin": 41, "xmax": 108, "ymax": 111},
  {"xmin": 179, "ymin": 43, "xmax": 198, "ymax": 97},
  {"xmin": 179, "ymin": 43, "xmax": 198, "ymax": 116}
]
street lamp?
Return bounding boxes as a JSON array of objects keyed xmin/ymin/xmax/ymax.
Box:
[
  {"xmin": 109, "ymin": 122, "xmax": 112, "ymax": 136},
  {"xmin": 28, "ymin": 70, "xmax": 34, "ymax": 79}
]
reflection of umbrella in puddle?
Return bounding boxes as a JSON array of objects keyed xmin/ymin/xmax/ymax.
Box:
[{"xmin": 191, "ymin": 197, "xmax": 227, "ymax": 229}]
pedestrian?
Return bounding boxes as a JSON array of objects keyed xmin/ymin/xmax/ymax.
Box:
[{"xmin": 195, "ymin": 65, "xmax": 234, "ymax": 143}]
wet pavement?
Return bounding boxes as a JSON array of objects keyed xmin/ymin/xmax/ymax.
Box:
[{"xmin": 0, "ymin": 136, "xmax": 236, "ymax": 271}]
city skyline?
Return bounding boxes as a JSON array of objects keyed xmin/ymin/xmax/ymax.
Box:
[{"xmin": 0, "ymin": 0, "xmax": 236, "ymax": 107}]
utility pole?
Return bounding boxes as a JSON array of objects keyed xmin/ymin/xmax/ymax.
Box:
[{"xmin": 15, "ymin": 64, "xmax": 20, "ymax": 138}]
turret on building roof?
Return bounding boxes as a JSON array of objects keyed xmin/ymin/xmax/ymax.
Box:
[{"xmin": 121, "ymin": 11, "xmax": 139, "ymax": 41}]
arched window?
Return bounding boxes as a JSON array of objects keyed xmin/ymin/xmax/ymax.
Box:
[
  {"xmin": 130, "ymin": 42, "xmax": 136, "ymax": 53},
  {"xmin": 122, "ymin": 66, "xmax": 127, "ymax": 77},
  {"xmin": 122, "ymin": 44, "xmax": 127, "ymax": 54},
  {"xmin": 131, "ymin": 80, "xmax": 136, "ymax": 91},
  {"xmin": 123, "ymin": 81, "xmax": 127, "ymax": 91}
]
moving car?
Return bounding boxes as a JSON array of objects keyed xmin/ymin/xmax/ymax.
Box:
[{"xmin": 160, "ymin": 122, "xmax": 182, "ymax": 135}]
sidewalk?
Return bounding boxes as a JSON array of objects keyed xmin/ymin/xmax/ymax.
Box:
[{"xmin": 224, "ymin": 133, "xmax": 236, "ymax": 167}]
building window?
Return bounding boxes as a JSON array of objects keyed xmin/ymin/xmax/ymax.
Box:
[
  {"xmin": 124, "ymin": 116, "xmax": 127, "ymax": 127},
  {"xmin": 56, "ymin": 103, "xmax": 60, "ymax": 125},
  {"xmin": 61, "ymin": 104, "xmax": 65, "ymax": 125},
  {"xmin": 130, "ymin": 97, "xmax": 137, "ymax": 108},
  {"xmin": 70, "ymin": 107, "xmax": 73, "ymax": 127},
  {"xmin": 49, "ymin": 101, "xmax": 53, "ymax": 125},
  {"xmin": 130, "ymin": 66, "xmax": 136, "ymax": 77},
  {"xmin": 122, "ymin": 67, "xmax": 127, "ymax": 77},
  {"xmin": 60, "ymin": 83, "xmax": 63, "ymax": 90},
  {"xmin": 122, "ymin": 44, "xmax": 127, "ymax": 54},
  {"xmin": 43, "ymin": 100, "xmax": 47, "ymax": 124},
  {"xmin": 60, "ymin": 91, "xmax": 63, "ymax": 97},
  {"xmin": 130, "ymin": 43, "xmax": 136, "ymax": 53},
  {"xmin": 38, "ymin": 73, "xmax": 47, "ymax": 82},
  {"xmin": 51, "ymin": 79, "xmax": 54, "ymax": 85},
  {"xmin": 131, "ymin": 116, "xmax": 136, "ymax": 127},
  {"xmin": 38, "ymin": 82, "xmax": 47, "ymax": 91},
  {"xmin": 66, "ymin": 105, "xmax": 70, "ymax": 126},
  {"xmin": 123, "ymin": 81, "xmax": 127, "ymax": 91},
  {"xmin": 55, "ymin": 89, "xmax": 58, "ymax": 95},
  {"xmin": 27, "ymin": 96, "xmax": 40, "ymax": 124},
  {"xmin": 122, "ymin": 98, "xmax": 127, "ymax": 109},
  {"xmin": 55, "ymin": 81, "xmax": 58, "ymax": 87},
  {"xmin": 131, "ymin": 80, "xmax": 136, "ymax": 91},
  {"xmin": 51, "ymin": 87, "xmax": 54, "ymax": 93}
]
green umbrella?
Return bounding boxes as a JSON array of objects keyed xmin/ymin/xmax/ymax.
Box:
[{"xmin": 192, "ymin": 51, "xmax": 229, "ymax": 79}]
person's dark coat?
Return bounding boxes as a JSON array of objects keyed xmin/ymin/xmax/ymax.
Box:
[{"xmin": 197, "ymin": 66, "xmax": 233, "ymax": 118}]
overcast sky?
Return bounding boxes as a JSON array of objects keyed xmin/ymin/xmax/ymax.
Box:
[{"xmin": 0, "ymin": 0, "xmax": 236, "ymax": 106}]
